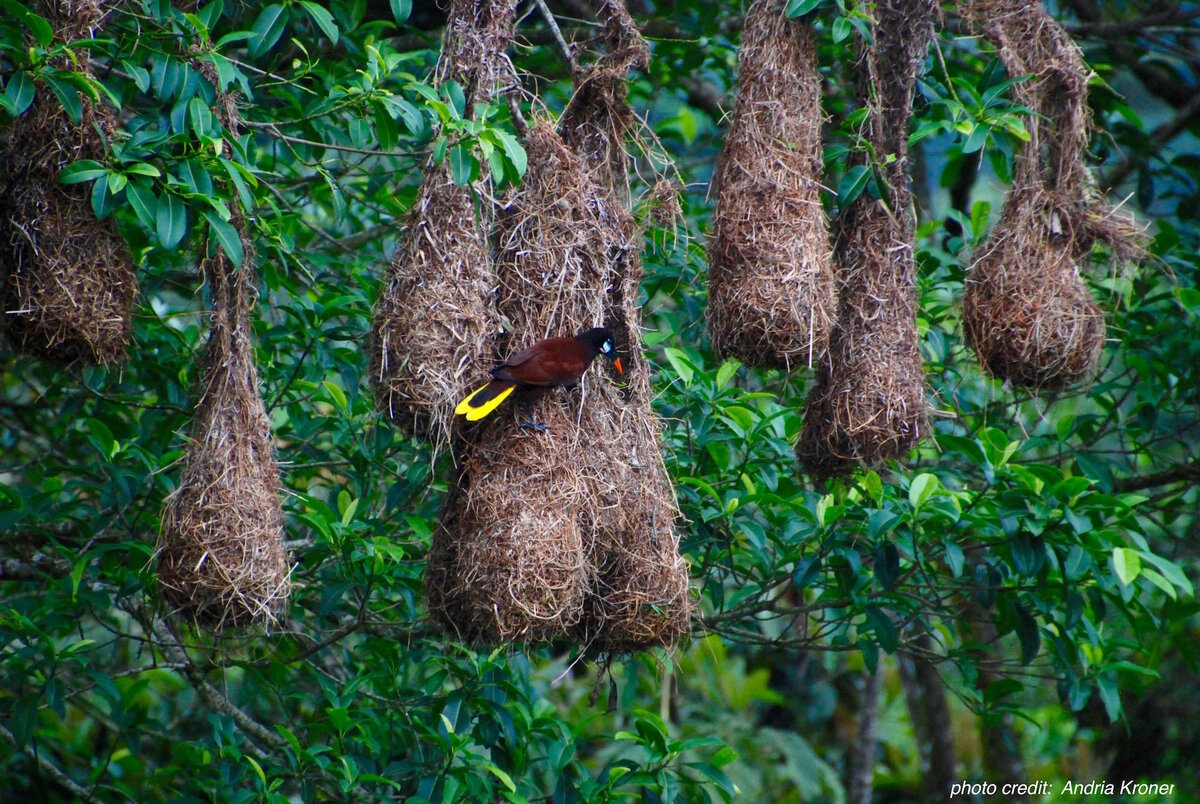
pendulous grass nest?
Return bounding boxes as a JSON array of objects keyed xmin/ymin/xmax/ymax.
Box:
[
  {"xmin": 706, "ymin": 0, "xmax": 836, "ymax": 370},
  {"xmin": 369, "ymin": 0, "xmax": 518, "ymax": 449},
  {"xmin": 959, "ymin": 0, "xmax": 1144, "ymax": 390},
  {"xmin": 0, "ymin": 1, "xmax": 135, "ymax": 366},
  {"xmin": 427, "ymin": 122, "xmax": 609, "ymax": 643},
  {"xmin": 797, "ymin": 0, "xmax": 938, "ymax": 481},
  {"xmin": 157, "ymin": 242, "xmax": 291, "ymax": 631},
  {"xmin": 561, "ymin": 1, "xmax": 693, "ymax": 652}
]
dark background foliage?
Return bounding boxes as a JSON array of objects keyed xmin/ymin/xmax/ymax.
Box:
[{"xmin": 2, "ymin": 0, "xmax": 1198, "ymax": 800}]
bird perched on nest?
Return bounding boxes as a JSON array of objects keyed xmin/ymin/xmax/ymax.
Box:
[{"xmin": 455, "ymin": 327, "xmax": 622, "ymax": 423}]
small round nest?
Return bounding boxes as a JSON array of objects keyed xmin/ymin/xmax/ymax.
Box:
[
  {"xmin": 1, "ymin": 80, "xmax": 135, "ymax": 365},
  {"xmin": 369, "ymin": 167, "xmax": 498, "ymax": 446},
  {"xmin": 706, "ymin": 0, "xmax": 836, "ymax": 370},
  {"xmin": 158, "ymin": 251, "xmax": 290, "ymax": 631}
]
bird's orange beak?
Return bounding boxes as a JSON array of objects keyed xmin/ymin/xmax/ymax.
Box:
[{"xmin": 612, "ymin": 357, "xmax": 623, "ymax": 375}]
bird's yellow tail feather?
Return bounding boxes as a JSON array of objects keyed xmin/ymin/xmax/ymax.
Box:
[{"xmin": 455, "ymin": 382, "xmax": 516, "ymax": 421}]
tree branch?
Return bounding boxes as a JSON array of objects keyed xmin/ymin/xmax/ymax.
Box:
[
  {"xmin": 1103, "ymin": 91, "xmax": 1200, "ymax": 191},
  {"xmin": 0, "ymin": 725, "xmax": 102, "ymax": 804},
  {"xmin": 1113, "ymin": 459, "xmax": 1200, "ymax": 492},
  {"xmin": 150, "ymin": 620, "xmax": 288, "ymax": 753}
]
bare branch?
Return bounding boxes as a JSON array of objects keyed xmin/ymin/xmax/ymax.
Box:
[{"xmin": 0, "ymin": 725, "xmax": 101, "ymax": 804}]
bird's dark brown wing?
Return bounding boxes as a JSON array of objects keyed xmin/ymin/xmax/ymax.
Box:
[{"xmin": 493, "ymin": 337, "xmax": 590, "ymax": 387}]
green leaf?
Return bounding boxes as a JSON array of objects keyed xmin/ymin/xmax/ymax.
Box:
[
  {"xmin": 961, "ymin": 123, "xmax": 989, "ymax": 153},
  {"xmin": 374, "ymin": 101, "xmax": 398, "ymax": 150},
  {"xmin": 84, "ymin": 418, "xmax": 116, "ymax": 459},
  {"xmin": 837, "ymin": 164, "xmax": 871, "ymax": 206},
  {"xmin": 1010, "ymin": 533, "xmax": 1042, "ymax": 577},
  {"xmin": 249, "ymin": 4, "xmax": 288, "ymax": 58},
  {"xmin": 1063, "ymin": 545, "xmax": 1090, "ymax": 581},
  {"xmin": 908, "ymin": 472, "xmax": 939, "ymax": 510},
  {"xmin": 43, "ymin": 73, "xmax": 82, "ymax": 125},
  {"xmin": 490, "ymin": 128, "xmax": 527, "ymax": 180},
  {"xmin": 299, "ymin": 1, "xmax": 339, "ymax": 44},
  {"xmin": 91, "ymin": 174, "xmax": 114, "ymax": 219},
  {"xmin": 121, "ymin": 60, "xmax": 151, "ymax": 92},
  {"xmin": 156, "ymin": 193, "xmax": 188, "ymax": 248},
  {"xmin": 202, "ymin": 209, "xmax": 243, "ymax": 268},
  {"xmin": 662, "ymin": 347, "xmax": 695, "ymax": 385},
  {"xmin": 1140, "ymin": 551, "xmax": 1194, "ymax": 597},
  {"xmin": 1097, "ymin": 673, "xmax": 1121, "ymax": 722},
  {"xmin": 448, "ymin": 143, "xmax": 477, "ymax": 186},
  {"xmin": 245, "ymin": 755, "xmax": 267, "ymax": 786},
  {"xmin": 865, "ymin": 608, "xmax": 898, "ymax": 653},
  {"xmin": 485, "ymin": 763, "xmax": 516, "ymax": 793},
  {"xmin": 0, "ymin": 0, "xmax": 53, "ymax": 46},
  {"xmin": 5, "ymin": 71, "xmax": 35, "ymax": 115},
  {"xmin": 1141, "ymin": 568, "xmax": 1176, "ymax": 600},
  {"xmin": 125, "ymin": 180, "xmax": 159, "ymax": 231},
  {"xmin": 390, "ymin": 0, "xmax": 412, "ymax": 23},
  {"xmin": 874, "ymin": 541, "xmax": 899, "ymax": 590},
  {"xmin": 831, "ymin": 15, "xmax": 853, "ymax": 43},
  {"xmin": 323, "ymin": 379, "xmax": 348, "ymax": 414},
  {"xmin": 9, "ymin": 694, "xmax": 40, "ymax": 748},
  {"xmin": 1111, "ymin": 547, "xmax": 1141, "ymax": 586},
  {"xmin": 58, "ymin": 160, "xmax": 108, "ymax": 185},
  {"xmin": 1014, "ymin": 603, "xmax": 1040, "ymax": 665},
  {"xmin": 715, "ymin": 359, "xmax": 740, "ymax": 389},
  {"xmin": 784, "ymin": 0, "xmax": 822, "ymax": 18},
  {"xmin": 124, "ymin": 162, "xmax": 161, "ymax": 178},
  {"xmin": 220, "ymin": 157, "xmax": 255, "ymax": 211}
]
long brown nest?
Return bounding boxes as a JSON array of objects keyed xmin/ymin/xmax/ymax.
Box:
[
  {"xmin": 561, "ymin": 3, "xmax": 693, "ymax": 652},
  {"xmin": 369, "ymin": 0, "xmax": 518, "ymax": 448},
  {"xmin": 427, "ymin": 123, "xmax": 608, "ymax": 643},
  {"xmin": 0, "ymin": 2, "xmax": 136, "ymax": 366},
  {"xmin": 959, "ymin": 0, "xmax": 1143, "ymax": 389},
  {"xmin": 797, "ymin": 0, "xmax": 938, "ymax": 481},
  {"xmin": 370, "ymin": 168, "xmax": 499, "ymax": 445},
  {"xmin": 158, "ymin": 242, "xmax": 291, "ymax": 631},
  {"xmin": 706, "ymin": 0, "xmax": 836, "ymax": 370}
]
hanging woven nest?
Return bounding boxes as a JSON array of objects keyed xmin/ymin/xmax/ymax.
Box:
[
  {"xmin": 560, "ymin": 0, "xmax": 693, "ymax": 652},
  {"xmin": 369, "ymin": 0, "xmax": 518, "ymax": 448},
  {"xmin": 427, "ymin": 123, "xmax": 608, "ymax": 643},
  {"xmin": 157, "ymin": 241, "xmax": 291, "ymax": 630},
  {"xmin": 797, "ymin": 0, "xmax": 938, "ymax": 481},
  {"xmin": 706, "ymin": 0, "xmax": 836, "ymax": 370},
  {"xmin": 959, "ymin": 0, "xmax": 1143, "ymax": 389},
  {"xmin": 0, "ymin": 0, "xmax": 136, "ymax": 365},
  {"xmin": 961, "ymin": 156, "xmax": 1106, "ymax": 388}
]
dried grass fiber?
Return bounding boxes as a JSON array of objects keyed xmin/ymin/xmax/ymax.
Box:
[
  {"xmin": 797, "ymin": 0, "xmax": 937, "ymax": 480},
  {"xmin": 707, "ymin": 0, "xmax": 835, "ymax": 370},
  {"xmin": 158, "ymin": 243, "xmax": 291, "ymax": 631},
  {"xmin": 1, "ymin": 1, "xmax": 135, "ymax": 365},
  {"xmin": 369, "ymin": 0, "xmax": 518, "ymax": 447}
]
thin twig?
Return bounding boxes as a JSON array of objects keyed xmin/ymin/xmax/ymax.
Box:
[{"xmin": 534, "ymin": 0, "xmax": 576, "ymax": 68}]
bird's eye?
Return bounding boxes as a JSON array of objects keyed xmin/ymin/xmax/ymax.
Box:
[{"xmin": 602, "ymin": 340, "xmax": 612, "ymax": 353}]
